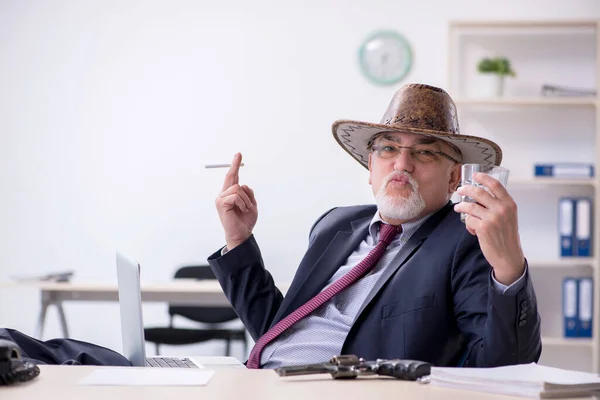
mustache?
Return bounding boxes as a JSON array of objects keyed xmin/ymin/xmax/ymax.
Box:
[{"xmin": 383, "ymin": 171, "xmax": 418, "ymax": 190}]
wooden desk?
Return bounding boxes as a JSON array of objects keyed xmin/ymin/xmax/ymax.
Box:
[
  {"xmin": 0, "ymin": 281, "xmax": 290, "ymax": 339},
  {"xmin": 0, "ymin": 365, "xmax": 536, "ymax": 400}
]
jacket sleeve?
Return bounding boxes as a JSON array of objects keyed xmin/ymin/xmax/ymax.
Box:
[
  {"xmin": 206, "ymin": 208, "xmax": 337, "ymax": 342},
  {"xmin": 450, "ymin": 230, "xmax": 542, "ymax": 367},
  {"xmin": 207, "ymin": 235, "xmax": 284, "ymax": 341}
]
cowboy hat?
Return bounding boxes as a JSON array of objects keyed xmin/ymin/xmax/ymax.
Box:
[{"xmin": 332, "ymin": 83, "xmax": 502, "ymax": 168}]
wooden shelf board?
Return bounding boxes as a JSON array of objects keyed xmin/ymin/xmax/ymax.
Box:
[
  {"xmin": 528, "ymin": 259, "xmax": 596, "ymax": 268},
  {"xmin": 542, "ymin": 337, "xmax": 594, "ymax": 346},
  {"xmin": 455, "ymin": 98, "xmax": 597, "ymax": 107},
  {"xmin": 509, "ymin": 178, "xmax": 596, "ymax": 187},
  {"xmin": 450, "ymin": 20, "xmax": 598, "ymax": 29}
]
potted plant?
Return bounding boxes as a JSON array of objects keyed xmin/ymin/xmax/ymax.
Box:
[{"xmin": 476, "ymin": 57, "xmax": 516, "ymax": 97}]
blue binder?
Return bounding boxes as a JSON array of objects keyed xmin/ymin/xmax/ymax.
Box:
[
  {"xmin": 575, "ymin": 197, "xmax": 593, "ymax": 257},
  {"xmin": 578, "ymin": 277, "xmax": 593, "ymax": 338},
  {"xmin": 563, "ymin": 277, "xmax": 579, "ymax": 337},
  {"xmin": 558, "ymin": 198, "xmax": 575, "ymax": 257},
  {"xmin": 534, "ymin": 163, "xmax": 594, "ymax": 178}
]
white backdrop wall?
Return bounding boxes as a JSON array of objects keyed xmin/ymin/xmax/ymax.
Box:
[{"xmin": 1, "ymin": 0, "xmax": 598, "ymax": 360}]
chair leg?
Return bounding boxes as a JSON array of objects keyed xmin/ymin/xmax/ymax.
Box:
[
  {"xmin": 155, "ymin": 343, "xmax": 160, "ymax": 355},
  {"xmin": 225, "ymin": 338, "xmax": 231, "ymax": 356}
]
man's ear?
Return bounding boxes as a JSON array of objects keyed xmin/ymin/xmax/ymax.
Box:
[
  {"xmin": 449, "ymin": 163, "xmax": 461, "ymax": 194},
  {"xmin": 368, "ymin": 154, "xmax": 373, "ymax": 185}
]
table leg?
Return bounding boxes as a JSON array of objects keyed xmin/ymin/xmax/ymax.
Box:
[
  {"xmin": 35, "ymin": 292, "xmax": 50, "ymax": 339},
  {"xmin": 56, "ymin": 302, "xmax": 70, "ymax": 338},
  {"xmin": 35, "ymin": 290, "xmax": 70, "ymax": 339}
]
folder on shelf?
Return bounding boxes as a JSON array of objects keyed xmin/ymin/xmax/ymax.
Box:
[
  {"xmin": 558, "ymin": 197, "xmax": 575, "ymax": 257},
  {"xmin": 563, "ymin": 277, "xmax": 579, "ymax": 338},
  {"xmin": 575, "ymin": 197, "xmax": 593, "ymax": 257},
  {"xmin": 541, "ymin": 84, "xmax": 597, "ymax": 97},
  {"xmin": 534, "ymin": 163, "xmax": 594, "ymax": 178},
  {"xmin": 578, "ymin": 277, "xmax": 593, "ymax": 338}
]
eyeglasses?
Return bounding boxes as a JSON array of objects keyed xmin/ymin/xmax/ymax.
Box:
[{"xmin": 370, "ymin": 142, "xmax": 462, "ymax": 164}]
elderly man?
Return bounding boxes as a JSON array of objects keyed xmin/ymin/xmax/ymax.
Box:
[{"xmin": 208, "ymin": 83, "xmax": 541, "ymax": 369}]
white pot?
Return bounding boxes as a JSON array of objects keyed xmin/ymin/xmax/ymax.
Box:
[{"xmin": 473, "ymin": 73, "xmax": 505, "ymax": 98}]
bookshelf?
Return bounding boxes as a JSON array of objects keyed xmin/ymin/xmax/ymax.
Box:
[
  {"xmin": 527, "ymin": 259, "xmax": 596, "ymax": 269},
  {"xmin": 448, "ymin": 20, "xmax": 599, "ymax": 373},
  {"xmin": 455, "ymin": 98, "xmax": 597, "ymax": 107},
  {"xmin": 509, "ymin": 179, "xmax": 596, "ymax": 187},
  {"xmin": 542, "ymin": 337, "xmax": 593, "ymax": 347}
]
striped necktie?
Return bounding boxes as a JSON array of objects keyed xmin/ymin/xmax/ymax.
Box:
[{"xmin": 246, "ymin": 222, "xmax": 402, "ymax": 369}]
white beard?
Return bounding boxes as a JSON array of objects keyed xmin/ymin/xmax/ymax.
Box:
[{"xmin": 375, "ymin": 171, "xmax": 426, "ymax": 221}]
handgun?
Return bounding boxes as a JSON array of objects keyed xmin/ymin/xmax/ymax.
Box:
[
  {"xmin": 0, "ymin": 339, "xmax": 40, "ymax": 385},
  {"xmin": 274, "ymin": 355, "xmax": 432, "ymax": 381}
]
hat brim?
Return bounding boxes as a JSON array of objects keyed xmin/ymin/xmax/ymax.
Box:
[{"xmin": 332, "ymin": 120, "xmax": 502, "ymax": 168}]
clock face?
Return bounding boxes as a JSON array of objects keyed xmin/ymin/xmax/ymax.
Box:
[{"xmin": 359, "ymin": 31, "xmax": 412, "ymax": 85}]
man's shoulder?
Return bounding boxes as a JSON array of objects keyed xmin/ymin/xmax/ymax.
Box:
[
  {"xmin": 308, "ymin": 204, "xmax": 377, "ymax": 237},
  {"xmin": 309, "ymin": 202, "xmax": 461, "ymax": 236},
  {"xmin": 317, "ymin": 204, "xmax": 378, "ymax": 223}
]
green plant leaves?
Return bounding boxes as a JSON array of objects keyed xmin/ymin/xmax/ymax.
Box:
[{"xmin": 477, "ymin": 57, "xmax": 516, "ymax": 77}]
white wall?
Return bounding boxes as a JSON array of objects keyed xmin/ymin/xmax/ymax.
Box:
[{"xmin": 1, "ymin": 0, "xmax": 598, "ymax": 360}]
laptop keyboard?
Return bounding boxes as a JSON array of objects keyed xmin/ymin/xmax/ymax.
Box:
[{"xmin": 146, "ymin": 357, "xmax": 199, "ymax": 368}]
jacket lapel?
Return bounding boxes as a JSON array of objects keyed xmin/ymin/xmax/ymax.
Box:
[
  {"xmin": 353, "ymin": 202, "xmax": 453, "ymax": 319},
  {"xmin": 273, "ymin": 214, "xmax": 373, "ymax": 323}
]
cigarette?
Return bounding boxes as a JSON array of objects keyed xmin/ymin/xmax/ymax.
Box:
[{"xmin": 205, "ymin": 163, "xmax": 245, "ymax": 169}]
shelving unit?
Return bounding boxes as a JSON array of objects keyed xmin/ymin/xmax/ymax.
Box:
[
  {"xmin": 455, "ymin": 98, "xmax": 597, "ymax": 107},
  {"xmin": 542, "ymin": 337, "xmax": 593, "ymax": 347},
  {"xmin": 449, "ymin": 20, "xmax": 599, "ymax": 372},
  {"xmin": 509, "ymin": 179, "xmax": 596, "ymax": 187},
  {"xmin": 527, "ymin": 259, "xmax": 596, "ymax": 269}
]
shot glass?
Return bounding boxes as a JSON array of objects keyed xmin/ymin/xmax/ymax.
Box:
[{"xmin": 460, "ymin": 164, "xmax": 510, "ymax": 223}]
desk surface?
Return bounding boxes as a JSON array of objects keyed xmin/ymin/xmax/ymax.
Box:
[{"xmin": 1, "ymin": 365, "xmax": 533, "ymax": 400}]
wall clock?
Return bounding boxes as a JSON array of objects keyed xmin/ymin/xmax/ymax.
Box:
[{"xmin": 358, "ymin": 30, "xmax": 412, "ymax": 86}]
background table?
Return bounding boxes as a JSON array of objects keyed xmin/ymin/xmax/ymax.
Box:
[{"xmin": 0, "ymin": 281, "xmax": 290, "ymax": 339}]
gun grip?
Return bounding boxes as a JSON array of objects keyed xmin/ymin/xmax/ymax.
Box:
[{"xmin": 378, "ymin": 360, "xmax": 432, "ymax": 380}]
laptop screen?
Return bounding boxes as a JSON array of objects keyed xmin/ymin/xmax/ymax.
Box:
[{"xmin": 116, "ymin": 251, "xmax": 147, "ymax": 367}]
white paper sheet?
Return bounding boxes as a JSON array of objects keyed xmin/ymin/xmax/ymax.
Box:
[
  {"xmin": 430, "ymin": 363, "xmax": 600, "ymax": 399},
  {"xmin": 431, "ymin": 363, "xmax": 600, "ymax": 385},
  {"xmin": 79, "ymin": 368, "xmax": 214, "ymax": 386}
]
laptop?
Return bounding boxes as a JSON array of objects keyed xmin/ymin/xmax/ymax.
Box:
[{"xmin": 115, "ymin": 251, "xmax": 246, "ymax": 369}]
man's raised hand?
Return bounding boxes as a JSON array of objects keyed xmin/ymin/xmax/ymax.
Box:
[{"xmin": 215, "ymin": 153, "xmax": 258, "ymax": 251}]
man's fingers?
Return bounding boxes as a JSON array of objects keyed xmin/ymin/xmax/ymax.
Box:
[
  {"xmin": 464, "ymin": 215, "xmax": 479, "ymax": 236},
  {"xmin": 456, "ymin": 184, "xmax": 495, "ymax": 209},
  {"xmin": 242, "ymin": 185, "xmax": 257, "ymax": 207},
  {"xmin": 454, "ymin": 200, "xmax": 489, "ymax": 221},
  {"xmin": 221, "ymin": 153, "xmax": 243, "ymax": 192},
  {"xmin": 218, "ymin": 184, "xmax": 254, "ymax": 212},
  {"xmin": 219, "ymin": 193, "xmax": 249, "ymax": 213},
  {"xmin": 236, "ymin": 185, "xmax": 255, "ymax": 212},
  {"xmin": 472, "ymin": 173, "xmax": 509, "ymax": 201}
]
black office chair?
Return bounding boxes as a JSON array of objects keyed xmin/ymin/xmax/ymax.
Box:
[{"xmin": 143, "ymin": 265, "xmax": 247, "ymax": 357}]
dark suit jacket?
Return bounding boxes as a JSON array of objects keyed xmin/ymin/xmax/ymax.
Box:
[{"xmin": 208, "ymin": 202, "xmax": 542, "ymax": 367}]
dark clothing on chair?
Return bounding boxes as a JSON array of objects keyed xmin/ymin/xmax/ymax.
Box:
[{"xmin": 0, "ymin": 328, "xmax": 131, "ymax": 366}]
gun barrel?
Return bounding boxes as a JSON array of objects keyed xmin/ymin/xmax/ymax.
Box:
[{"xmin": 274, "ymin": 364, "xmax": 335, "ymax": 377}]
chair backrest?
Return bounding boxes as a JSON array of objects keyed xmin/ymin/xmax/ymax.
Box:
[{"xmin": 168, "ymin": 265, "xmax": 240, "ymax": 324}]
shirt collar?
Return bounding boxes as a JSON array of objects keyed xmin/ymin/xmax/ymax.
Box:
[{"xmin": 368, "ymin": 208, "xmax": 437, "ymax": 245}]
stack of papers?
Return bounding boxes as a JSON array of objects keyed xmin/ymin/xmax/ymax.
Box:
[
  {"xmin": 430, "ymin": 363, "xmax": 600, "ymax": 398},
  {"xmin": 79, "ymin": 368, "xmax": 214, "ymax": 386}
]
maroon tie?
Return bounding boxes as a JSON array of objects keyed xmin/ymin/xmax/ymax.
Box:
[{"xmin": 246, "ymin": 222, "xmax": 402, "ymax": 369}]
